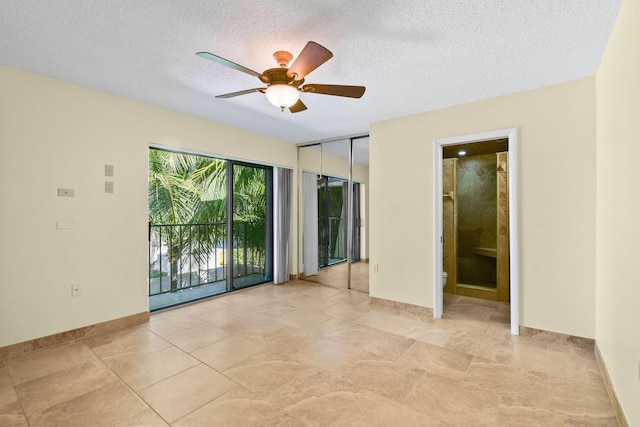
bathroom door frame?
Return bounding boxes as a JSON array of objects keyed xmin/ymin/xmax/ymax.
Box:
[{"xmin": 433, "ymin": 128, "xmax": 520, "ymax": 335}]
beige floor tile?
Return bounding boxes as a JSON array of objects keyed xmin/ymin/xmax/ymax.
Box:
[
  {"xmin": 332, "ymin": 390, "xmax": 444, "ymax": 426},
  {"xmin": 145, "ymin": 311, "xmax": 211, "ymax": 337},
  {"xmin": 5, "ymin": 342, "xmax": 97, "ymax": 386},
  {"xmin": 321, "ymin": 300, "xmax": 370, "ymax": 321},
  {"xmin": 445, "ymin": 330, "xmax": 514, "ymax": 363},
  {"xmin": 0, "ymin": 365, "xmax": 28, "ymax": 427},
  {"xmin": 275, "ymin": 309, "xmax": 332, "ymax": 329},
  {"xmin": 188, "ymin": 305, "xmax": 244, "ymax": 327},
  {"xmin": 394, "ymin": 318, "xmax": 456, "ymax": 347},
  {"xmin": 224, "ymin": 314, "xmax": 288, "ymax": 337},
  {"xmin": 162, "ymin": 322, "xmax": 231, "ymax": 353},
  {"xmin": 103, "ymin": 345, "xmax": 200, "ymax": 391},
  {"xmin": 320, "ymin": 320, "xmax": 415, "ymax": 360},
  {"xmin": 341, "ymin": 358, "xmax": 425, "ymax": 403},
  {"xmin": 299, "ymin": 285, "xmax": 345, "ymax": 299},
  {"xmin": 465, "ymin": 359, "xmax": 549, "ymax": 408},
  {"xmin": 353, "ymin": 309, "xmax": 413, "ymax": 333},
  {"xmin": 260, "ymin": 325, "xmax": 323, "ymax": 356},
  {"xmin": 271, "ymin": 370, "xmax": 360, "ymax": 426},
  {"xmin": 173, "ymin": 386, "xmax": 287, "ymax": 427},
  {"xmin": 0, "ymin": 365, "xmax": 25, "ymax": 426},
  {"xmin": 399, "ymin": 341, "xmax": 473, "ymax": 380},
  {"xmin": 84, "ymin": 325, "xmax": 171, "ymax": 360},
  {"xmin": 511, "ymin": 340, "xmax": 598, "ymax": 385},
  {"xmin": 324, "ymin": 289, "xmax": 371, "ymax": 306},
  {"xmin": 115, "ymin": 408, "xmax": 169, "ymax": 427},
  {"xmin": 497, "ymin": 406, "xmax": 566, "ymax": 426},
  {"xmin": 0, "ymin": 401, "xmax": 28, "ymax": 427},
  {"xmin": 404, "ymin": 372, "xmax": 499, "ymax": 424},
  {"xmin": 30, "ymin": 380, "xmax": 148, "ymax": 426},
  {"xmin": 1, "ymin": 283, "xmax": 617, "ymax": 427},
  {"xmin": 291, "ymin": 337, "xmax": 372, "ymax": 376},
  {"xmin": 191, "ymin": 334, "xmax": 265, "ymax": 371},
  {"xmin": 223, "ymin": 350, "xmax": 315, "ymax": 393},
  {"xmin": 549, "ymin": 376, "xmax": 617, "ymax": 418},
  {"xmin": 283, "ymin": 293, "xmax": 341, "ymax": 311},
  {"xmin": 15, "ymin": 360, "xmax": 119, "ymax": 422},
  {"xmin": 139, "ymin": 363, "xmax": 238, "ymax": 423}
]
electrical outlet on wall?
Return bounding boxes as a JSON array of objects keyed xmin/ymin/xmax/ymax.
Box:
[{"xmin": 71, "ymin": 283, "xmax": 81, "ymax": 297}]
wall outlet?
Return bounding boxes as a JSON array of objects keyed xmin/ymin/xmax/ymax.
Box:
[
  {"xmin": 71, "ymin": 283, "xmax": 81, "ymax": 297},
  {"xmin": 105, "ymin": 181, "xmax": 114, "ymax": 193},
  {"xmin": 57, "ymin": 188, "xmax": 74, "ymax": 197},
  {"xmin": 373, "ymin": 264, "xmax": 379, "ymax": 273}
]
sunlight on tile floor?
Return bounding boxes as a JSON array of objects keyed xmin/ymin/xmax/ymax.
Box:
[{"xmin": 0, "ymin": 281, "xmax": 618, "ymax": 426}]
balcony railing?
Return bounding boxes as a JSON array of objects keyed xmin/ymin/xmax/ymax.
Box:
[{"xmin": 149, "ymin": 221, "xmax": 266, "ymax": 296}]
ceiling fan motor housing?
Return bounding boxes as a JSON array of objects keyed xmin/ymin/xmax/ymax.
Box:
[{"xmin": 263, "ymin": 68, "xmax": 304, "ymax": 88}]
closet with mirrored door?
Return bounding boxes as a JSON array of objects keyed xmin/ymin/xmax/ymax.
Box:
[{"xmin": 298, "ymin": 136, "xmax": 369, "ymax": 292}]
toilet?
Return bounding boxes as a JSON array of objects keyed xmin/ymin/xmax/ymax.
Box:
[{"xmin": 442, "ymin": 271, "xmax": 448, "ymax": 288}]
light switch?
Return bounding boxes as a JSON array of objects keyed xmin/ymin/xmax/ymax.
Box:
[
  {"xmin": 58, "ymin": 188, "xmax": 74, "ymax": 197},
  {"xmin": 105, "ymin": 164, "xmax": 114, "ymax": 177},
  {"xmin": 56, "ymin": 220, "xmax": 73, "ymax": 230}
]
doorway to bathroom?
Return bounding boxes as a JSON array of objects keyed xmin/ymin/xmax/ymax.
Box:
[
  {"xmin": 442, "ymin": 139, "xmax": 509, "ymax": 302},
  {"xmin": 434, "ymin": 128, "xmax": 519, "ymax": 335}
]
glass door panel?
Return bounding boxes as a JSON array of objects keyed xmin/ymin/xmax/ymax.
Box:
[
  {"xmin": 299, "ymin": 145, "xmax": 322, "ymax": 282},
  {"xmin": 231, "ymin": 163, "xmax": 272, "ymax": 290},
  {"xmin": 319, "ymin": 140, "xmax": 350, "ymax": 289},
  {"xmin": 350, "ymin": 137, "xmax": 369, "ymax": 293}
]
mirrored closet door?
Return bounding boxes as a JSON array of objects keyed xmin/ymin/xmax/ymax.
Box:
[{"xmin": 297, "ymin": 136, "xmax": 369, "ymax": 292}]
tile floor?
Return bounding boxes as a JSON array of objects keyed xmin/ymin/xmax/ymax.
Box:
[{"xmin": 0, "ymin": 281, "xmax": 618, "ymax": 426}]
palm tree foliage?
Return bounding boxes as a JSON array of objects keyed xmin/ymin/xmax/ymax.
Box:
[{"xmin": 148, "ymin": 149, "xmax": 268, "ymax": 291}]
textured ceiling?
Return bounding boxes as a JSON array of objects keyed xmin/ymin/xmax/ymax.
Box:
[{"xmin": 0, "ymin": 0, "xmax": 621, "ymax": 144}]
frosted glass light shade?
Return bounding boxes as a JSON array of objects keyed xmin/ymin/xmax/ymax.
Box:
[{"xmin": 266, "ymin": 84, "xmax": 299, "ymax": 109}]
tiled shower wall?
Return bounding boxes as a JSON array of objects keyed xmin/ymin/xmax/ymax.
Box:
[{"xmin": 457, "ymin": 154, "xmax": 497, "ymax": 287}]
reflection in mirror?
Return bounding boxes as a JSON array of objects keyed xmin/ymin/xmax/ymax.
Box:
[
  {"xmin": 297, "ymin": 136, "xmax": 369, "ymax": 293},
  {"xmin": 319, "ymin": 140, "xmax": 350, "ymax": 290},
  {"xmin": 350, "ymin": 136, "xmax": 369, "ymax": 293},
  {"xmin": 298, "ymin": 144, "xmax": 321, "ymax": 282}
]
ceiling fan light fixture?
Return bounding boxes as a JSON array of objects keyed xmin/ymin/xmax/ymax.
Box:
[{"xmin": 266, "ymin": 84, "xmax": 299, "ymax": 111}]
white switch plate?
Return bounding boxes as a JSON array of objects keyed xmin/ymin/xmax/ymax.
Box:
[
  {"xmin": 105, "ymin": 164, "xmax": 114, "ymax": 177},
  {"xmin": 373, "ymin": 264, "xmax": 379, "ymax": 273},
  {"xmin": 57, "ymin": 188, "xmax": 74, "ymax": 197},
  {"xmin": 71, "ymin": 283, "xmax": 81, "ymax": 297},
  {"xmin": 105, "ymin": 181, "xmax": 114, "ymax": 193},
  {"xmin": 56, "ymin": 220, "xmax": 73, "ymax": 230}
]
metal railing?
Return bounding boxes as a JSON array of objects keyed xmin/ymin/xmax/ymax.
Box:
[{"xmin": 149, "ymin": 221, "xmax": 266, "ymax": 296}]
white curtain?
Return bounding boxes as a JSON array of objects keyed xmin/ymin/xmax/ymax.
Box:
[
  {"xmin": 303, "ymin": 172, "xmax": 319, "ymax": 276},
  {"xmin": 273, "ymin": 168, "xmax": 291, "ymax": 284}
]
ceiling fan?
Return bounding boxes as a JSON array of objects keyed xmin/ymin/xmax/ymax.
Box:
[{"xmin": 196, "ymin": 41, "xmax": 366, "ymax": 113}]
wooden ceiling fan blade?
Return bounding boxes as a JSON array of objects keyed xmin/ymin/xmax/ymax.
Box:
[
  {"xmin": 215, "ymin": 88, "xmax": 265, "ymax": 98},
  {"xmin": 302, "ymin": 84, "xmax": 366, "ymax": 98},
  {"xmin": 196, "ymin": 52, "xmax": 263, "ymax": 79},
  {"xmin": 289, "ymin": 99, "xmax": 307, "ymax": 113},
  {"xmin": 287, "ymin": 41, "xmax": 333, "ymax": 80}
]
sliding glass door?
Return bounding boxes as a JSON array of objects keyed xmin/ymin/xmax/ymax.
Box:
[
  {"xmin": 230, "ymin": 162, "xmax": 273, "ymax": 290},
  {"xmin": 148, "ymin": 148, "xmax": 272, "ymax": 310}
]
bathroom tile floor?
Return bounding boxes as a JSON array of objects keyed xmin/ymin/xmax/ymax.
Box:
[{"xmin": 0, "ymin": 281, "xmax": 618, "ymax": 426}]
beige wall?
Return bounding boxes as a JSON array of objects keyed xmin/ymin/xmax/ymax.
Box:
[
  {"xmin": 370, "ymin": 77, "xmax": 597, "ymax": 338},
  {"xmin": 0, "ymin": 65, "xmax": 297, "ymax": 347},
  {"xmin": 595, "ymin": 0, "xmax": 640, "ymax": 423}
]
